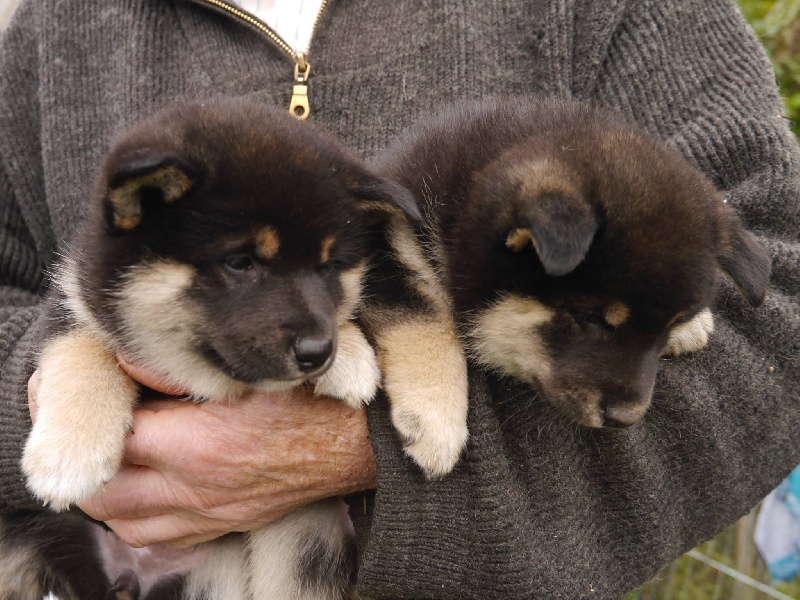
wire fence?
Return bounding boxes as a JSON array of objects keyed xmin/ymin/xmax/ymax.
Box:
[{"xmin": 625, "ymin": 507, "xmax": 799, "ymax": 600}]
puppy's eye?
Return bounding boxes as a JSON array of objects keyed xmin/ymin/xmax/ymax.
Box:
[
  {"xmin": 223, "ymin": 253, "xmax": 256, "ymax": 273},
  {"xmin": 568, "ymin": 310, "xmax": 608, "ymax": 331}
]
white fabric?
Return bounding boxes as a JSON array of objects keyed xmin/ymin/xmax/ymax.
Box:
[
  {"xmin": 754, "ymin": 467, "xmax": 800, "ymax": 582},
  {"xmin": 230, "ymin": 0, "xmax": 324, "ymax": 53}
]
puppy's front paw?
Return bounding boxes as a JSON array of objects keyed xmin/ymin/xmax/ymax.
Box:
[
  {"xmin": 22, "ymin": 330, "xmax": 139, "ymax": 510},
  {"xmin": 378, "ymin": 317, "xmax": 469, "ymax": 479},
  {"xmin": 393, "ymin": 404, "xmax": 469, "ymax": 480},
  {"xmin": 22, "ymin": 411, "xmax": 128, "ymax": 511},
  {"xmin": 664, "ymin": 308, "xmax": 714, "ymax": 357},
  {"xmin": 314, "ymin": 322, "xmax": 380, "ymax": 409}
]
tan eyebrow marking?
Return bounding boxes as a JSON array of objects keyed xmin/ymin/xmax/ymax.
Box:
[
  {"xmin": 505, "ymin": 228, "xmax": 535, "ymax": 253},
  {"xmin": 255, "ymin": 225, "xmax": 280, "ymax": 260},
  {"xmin": 109, "ymin": 165, "xmax": 195, "ymax": 230},
  {"xmin": 603, "ymin": 302, "xmax": 630, "ymax": 328},
  {"xmin": 321, "ymin": 235, "xmax": 336, "ymax": 265}
]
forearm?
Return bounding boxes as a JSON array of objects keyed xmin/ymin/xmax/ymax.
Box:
[
  {"xmin": 0, "ymin": 301, "xmax": 43, "ymax": 513},
  {"xmin": 0, "ymin": 198, "xmax": 48, "ymax": 513},
  {"xmin": 0, "ymin": 1, "xmax": 58, "ymax": 514}
]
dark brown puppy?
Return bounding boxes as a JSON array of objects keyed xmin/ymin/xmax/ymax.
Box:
[
  {"xmin": 15, "ymin": 97, "xmax": 421, "ymax": 600},
  {"xmin": 368, "ymin": 97, "xmax": 770, "ymax": 430}
]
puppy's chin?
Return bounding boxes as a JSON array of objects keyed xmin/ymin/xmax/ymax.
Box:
[
  {"xmin": 251, "ymin": 378, "xmax": 308, "ymax": 394},
  {"xmin": 544, "ymin": 385, "xmax": 651, "ymax": 429}
]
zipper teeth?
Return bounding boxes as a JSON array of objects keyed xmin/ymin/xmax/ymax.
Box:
[
  {"xmin": 200, "ymin": 0, "xmax": 295, "ymax": 58},
  {"xmin": 308, "ymin": 0, "xmax": 330, "ymax": 48}
]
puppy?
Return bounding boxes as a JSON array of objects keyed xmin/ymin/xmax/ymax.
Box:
[
  {"xmin": 367, "ymin": 97, "xmax": 770, "ymax": 429},
  {"xmin": 14, "ymin": 97, "xmax": 436, "ymax": 600}
]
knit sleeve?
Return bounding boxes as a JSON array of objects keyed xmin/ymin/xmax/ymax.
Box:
[
  {"xmin": 0, "ymin": 167, "xmax": 45, "ymax": 513},
  {"xmin": 0, "ymin": 0, "xmax": 53, "ymax": 513},
  {"xmin": 352, "ymin": 2, "xmax": 800, "ymax": 598}
]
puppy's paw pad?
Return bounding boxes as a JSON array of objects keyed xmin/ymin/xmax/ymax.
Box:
[{"xmin": 393, "ymin": 410, "xmax": 468, "ymax": 480}]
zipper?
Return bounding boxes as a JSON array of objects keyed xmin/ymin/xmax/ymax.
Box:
[{"xmin": 197, "ymin": 0, "xmax": 328, "ymax": 120}]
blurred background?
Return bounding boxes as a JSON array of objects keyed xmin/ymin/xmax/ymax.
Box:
[
  {"xmin": 0, "ymin": 0, "xmax": 798, "ymax": 598},
  {"xmin": 0, "ymin": 0, "xmax": 14, "ymax": 28}
]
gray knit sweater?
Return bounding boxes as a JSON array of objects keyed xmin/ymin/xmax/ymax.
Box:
[{"xmin": 1, "ymin": 1, "xmax": 798, "ymax": 598}]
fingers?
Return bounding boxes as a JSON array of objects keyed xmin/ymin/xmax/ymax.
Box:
[
  {"xmin": 104, "ymin": 513, "xmax": 224, "ymax": 548},
  {"xmin": 124, "ymin": 402, "xmax": 204, "ymax": 469},
  {"xmin": 27, "ymin": 369, "xmax": 40, "ymax": 422},
  {"xmin": 79, "ymin": 465, "xmax": 169, "ymax": 522},
  {"xmin": 116, "ymin": 355, "xmax": 190, "ymax": 396},
  {"xmin": 168, "ymin": 531, "xmax": 226, "ymax": 548}
]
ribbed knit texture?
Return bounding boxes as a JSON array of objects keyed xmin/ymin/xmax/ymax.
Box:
[{"xmin": 0, "ymin": 1, "xmax": 798, "ymax": 598}]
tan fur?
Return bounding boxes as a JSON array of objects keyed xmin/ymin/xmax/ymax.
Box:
[
  {"xmin": 571, "ymin": 389, "xmax": 605, "ymax": 429},
  {"xmin": 255, "ymin": 226, "xmax": 281, "ymax": 260},
  {"xmin": 114, "ymin": 261, "xmax": 252, "ymax": 400},
  {"xmin": 320, "ymin": 235, "xmax": 336, "ymax": 265},
  {"xmin": 109, "ymin": 165, "xmax": 194, "ymax": 230},
  {"xmin": 505, "ymin": 228, "xmax": 535, "ymax": 253},
  {"xmin": 182, "ymin": 536, "xmax": 250, "ymax": 600},
  {"xmin": 22, "ymin": 331, "xmax": 138, "ymax": 510},
  {"xmin": 371, "ymin": 213, "xmax": 471, "ymax": 478},
  {"xmin": 337, "ymin": 262, "xmax": 366, "ymax": 323},
  {"xmin": 246, "ymin": 500, "xmax": 351, "ymax": 600},
  {"xmin": 57, "ymin": 254, "xmax": 105, "ymax": 337},
  {"xmin": 314, "ymin": 263, "xmax": 380, "ymax": 406},
  {"xmin": 469, "ymin": 294, "xmax": 555, "ymax": 385},
  {"xmin": 0, "ymin": 527, "xmax": 46, "ymax": 600},
  {"xmin": 603, "ymin": 302, "xmax": 630, "ymax": 328},
  {"xmin": 386, "ymin": 216, "xmax": 451, "ymax": 315},
  {"xmin": 375, "ymin": 317, "xmax": 468, "ymax": 479},
  {"xmin": 511, "ymin": 157, "xmax": 581, "ymax": 201},
  {"xmin": 664, "ymin": 308, "xmax": 715, "ymax": 357},
  {"xmin": 315, "ymin": 321, "xmax": 380, "ymax": 408}
]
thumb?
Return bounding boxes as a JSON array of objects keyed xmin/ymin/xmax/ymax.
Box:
[{"xmin": 117, "ymin": 355, "xmax": 190, "ymax": 397}]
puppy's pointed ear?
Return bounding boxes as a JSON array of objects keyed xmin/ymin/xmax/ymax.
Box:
[
  {"xmin": 717, "ymin": 210, "xmax": 771, "ymax": 306},
  {"xmin": 506, "ymin": 193, "xmax": 598, "ymax": 277},
  {"xmin": 103, "ymin": 149, "xmax": 197, "ymax": 232},
  {"xmin": 353, "ymin": 173, "xmax": 421, "ymax": 224}
]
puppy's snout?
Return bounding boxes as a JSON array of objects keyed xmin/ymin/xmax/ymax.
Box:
[{"xmin": 293, "ymin": 335, "xmax": 334, "ymax": 372}]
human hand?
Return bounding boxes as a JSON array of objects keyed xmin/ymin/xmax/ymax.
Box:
[{"xmin": 27, "ymin": 362, "xmax": 377, "ymax": 548}]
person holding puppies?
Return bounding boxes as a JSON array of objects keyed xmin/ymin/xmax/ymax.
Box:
[{"xmin": 1, "ymin": 0, "xmax": 798, "ymax": 598}]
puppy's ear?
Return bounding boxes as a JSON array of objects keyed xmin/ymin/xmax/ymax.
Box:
[
  {"xmin": 353, "ymin": 173, "xmax": 421, "ymax": 225},
  {"xmin": 717, "ymin": 209, "xmax": 771, "ymax": 306},
  {"xmin": 506, "ymin": 193, "xmax": 598, "ymax": 277},
  {"xmin": 103, "ymin": 148, "xmax": 197, "ymax": 232}
]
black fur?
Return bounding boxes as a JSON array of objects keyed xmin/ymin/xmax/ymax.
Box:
[
  {"xmin": 14, "ymin": 97, "xmax": 417, "ymax": 599},
  {"xmin": 368, "ymin": 96, "xmax": 770, "ymax": 428},
  {"xmin": 75, "ymin": 99, "xmax": 413, "ymax": 385}
]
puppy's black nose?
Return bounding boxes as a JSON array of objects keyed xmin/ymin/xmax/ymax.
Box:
[
  {"xmin": 602, "ymin": 403, "xmax": 647, "ymax": 428},
  {"xmin": 294, "ymin": 336, "xmax": 333, "ymax": 372}
]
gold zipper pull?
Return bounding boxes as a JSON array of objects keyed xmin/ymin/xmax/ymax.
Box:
[{"xmin": 290, "ymin": 53, "xmax": 311, "ymax": 120}]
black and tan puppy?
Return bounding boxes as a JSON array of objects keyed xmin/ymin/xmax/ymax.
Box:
[
  {"xmin": 367, "ymin": 97, "xmax": 770, "ymax": 431},
  {"xmin": 16, "ymin": 97, "xmax": 432, "ymax": 600}
]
